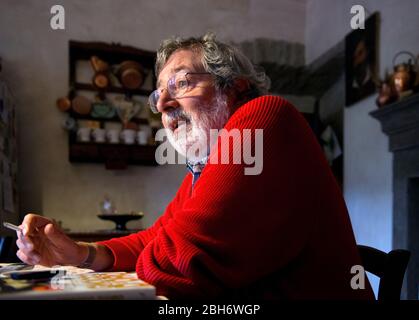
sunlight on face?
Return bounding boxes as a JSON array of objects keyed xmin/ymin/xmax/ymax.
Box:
[{"xmin": 164, "ymin": 90, "xmax": 230, "ymax": 162}]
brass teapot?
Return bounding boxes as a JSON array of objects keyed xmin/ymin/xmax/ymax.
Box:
[{"xmin": 391, "ymin": 51, "xmax": 418, "ymax": 96}]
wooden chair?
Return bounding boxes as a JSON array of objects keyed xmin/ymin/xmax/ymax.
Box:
[
  {"xmin": 0, "ymin": 236, "xmax": 20, "ymax": 263},
  {"xmin": 0, "ymin": 236, "xmax": 12, "ymax": 261},
  {"xmin": 357, "ymin": 244, "xmax": 410, "ymax": 301}
]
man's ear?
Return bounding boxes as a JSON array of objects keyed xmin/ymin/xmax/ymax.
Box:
[{"xmin": 227, "ymin": 78, "xmax": 251, "ymax": 114}]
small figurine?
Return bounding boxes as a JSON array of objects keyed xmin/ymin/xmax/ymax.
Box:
[{"xmin": 100, "ymin": 194, "xmax": 117, "ymax": 215}]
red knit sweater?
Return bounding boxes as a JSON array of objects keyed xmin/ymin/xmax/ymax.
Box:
[{"xmin": 99, "ymin": 96, "xmax": 374, "ymax": 300}]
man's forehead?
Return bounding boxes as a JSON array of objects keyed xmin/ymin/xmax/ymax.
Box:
[{"xmin": 157, "ymin": 50, "xmax": 203, "ymax": 86}]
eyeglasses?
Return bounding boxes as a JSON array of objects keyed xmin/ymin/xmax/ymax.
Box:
[{"xmin": 148, "ymin": 72, "xmax": 211, "ymax": 113}]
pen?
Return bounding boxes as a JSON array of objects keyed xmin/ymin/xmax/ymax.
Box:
[{"xmin": 3, "ymin": 222, "xmax": 23, "ymax": 235}]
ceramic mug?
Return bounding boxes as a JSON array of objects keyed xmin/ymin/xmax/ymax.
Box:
[
  {"xmin": 137, "ymin": 130, "xmax": 148, "ymax": 145},
  {"xmin": 77, "ymin": 127, "xmax": 91, "ymax": 142},
  {"xmin": 120, "ymin": 129, "xmax": 136, "ymax": 145},
  {"xmin": 104, "ymin": 122, "xmax": 122, "ymax": 131},
  {"xmin": 106, "ymin": 129, "xmax": 120, "ymax": 144},
  {"xmin": 92, "ymin": 128, "xmax": 106, "ymax": 143}
]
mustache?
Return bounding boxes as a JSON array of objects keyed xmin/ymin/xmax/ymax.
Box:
[{"xmin": 165, "ymin": 108, "xmax": 191, "ymax": 124}]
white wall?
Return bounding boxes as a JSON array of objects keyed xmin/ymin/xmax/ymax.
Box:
[
  {"xmin": 306, "ymin": 0, "xmax": 419, "ymax": 296},
  {"xmin": 0, "ymin": 0, "xmax": 306, "ymax": 231}
]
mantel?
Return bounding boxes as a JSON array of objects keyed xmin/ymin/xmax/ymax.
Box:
[
  {"xmin": 370, "ymin": 92, "xmax": 419, "ymax": 299},
  {"xmin": 370, "ymin": 94, "xmax": 419, "ymax": 152}
]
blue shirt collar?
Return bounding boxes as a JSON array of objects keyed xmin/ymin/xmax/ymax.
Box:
[{"xmin": 186, "ymin": 155, "xmax": 209, "ymax": 187}]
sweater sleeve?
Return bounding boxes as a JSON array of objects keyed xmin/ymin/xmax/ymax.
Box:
[
  {"xmin": 136, "ymin": 96, "xmax": 325, "ymax": 298},
  {"xmin": 97, "ymin": 174, "xmax": 193, "ymax": 271}
]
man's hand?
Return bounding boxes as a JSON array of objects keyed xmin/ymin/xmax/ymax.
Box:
[{"xmin": 16, "ymin": 213, "xmax": 85, "ymax": 267}]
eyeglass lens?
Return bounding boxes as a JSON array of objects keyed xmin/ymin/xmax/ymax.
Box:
[
  {"xmin": 148, "ymin": 72, "xmax": 210, "ymax": 114},
  {"xmin": 148, "ymin": 73, "xmax": 189, "ymax": 113}
]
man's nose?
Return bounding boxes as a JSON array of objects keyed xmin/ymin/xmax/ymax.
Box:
[{"xmin": 156, "ymin": 89, "xmax": 179, "ymax": 113}]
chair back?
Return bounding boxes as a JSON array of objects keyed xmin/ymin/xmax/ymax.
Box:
[
  {"xmin": 357, "ymin": 244, "xmax": 410, "ymax": 301},
  {"xmin": 0, "ymin": 236, "xmax": 12, "ymax": 261}
]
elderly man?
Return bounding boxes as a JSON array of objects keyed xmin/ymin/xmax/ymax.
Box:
[{"xmin": 16, "ymin": 33, "xmax": 373, "ymax": 300}]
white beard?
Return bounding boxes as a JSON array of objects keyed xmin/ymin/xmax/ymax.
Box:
[{"xmin": 165, "ymin": 91, "xmax": 230, "ymax": 163}]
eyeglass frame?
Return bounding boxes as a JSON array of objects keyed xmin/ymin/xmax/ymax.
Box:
[{"xmin": 148, "ymin": 71, "xmax": 212, "ymax": 113}]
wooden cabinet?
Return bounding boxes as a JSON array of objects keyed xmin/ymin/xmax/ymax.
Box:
[
  {"xmin": 69, "ymin": 40, "xmax": 156, "ymax": 96},
  {"xmin": 62, "ymin": 41, "xmax": 162, "ymax": 169}
]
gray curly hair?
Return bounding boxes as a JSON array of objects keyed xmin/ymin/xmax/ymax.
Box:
[{"xmin": 155, "ymin": 32, "xmax": 271, "ymax": 99}]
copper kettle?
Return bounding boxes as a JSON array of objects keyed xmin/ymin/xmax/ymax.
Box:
[{"xmin": 391, "ymin": 51, "xmax": 418, "ymax": 95}]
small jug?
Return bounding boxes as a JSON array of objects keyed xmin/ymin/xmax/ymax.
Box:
[{"xmin": 391, "ymin": 51, "xmax": 417, "ymax": 95}]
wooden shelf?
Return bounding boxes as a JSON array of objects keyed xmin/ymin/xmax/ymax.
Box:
[
  {"xmin": 69, "ymin": 40, "xmax": 156, "ymax": 93},
  {"xmin": 74, "ymin": 82, "xmax": 153, "ymax": 96},
  {"xmin": 65, "ymin": 40, "xmax": 160, "ymax": 169},
  {"xmin": 69, "ymin": 41, "xmax": 156, "ymax": 68},
  {"xmin": 69, "ymin": 143, "xmax": 158, "ymax": 169},
  {"xmin": 67, "ymin": 109, "xmax": 150, "ymax": 125}
]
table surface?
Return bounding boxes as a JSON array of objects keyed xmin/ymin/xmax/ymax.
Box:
[{"xmin": 0, "ymin": 264, "xmax": 162, "ymax": 300}]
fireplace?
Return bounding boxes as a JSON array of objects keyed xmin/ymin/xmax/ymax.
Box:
[{"xmin": 370, "ymin": 94, "xmax": 419, "ymax": 300}]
